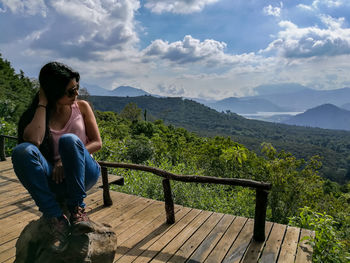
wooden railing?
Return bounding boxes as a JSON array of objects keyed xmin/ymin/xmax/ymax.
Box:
[{"xmin": 1, "ymin": 134, "xmax": 271, "ymax": 242}]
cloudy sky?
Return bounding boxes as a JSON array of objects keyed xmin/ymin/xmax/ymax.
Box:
[{"xmin": 1, "ymin": 0, "xmax": 350, "ymax": 99}]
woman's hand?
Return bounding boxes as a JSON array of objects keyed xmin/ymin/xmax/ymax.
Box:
[
  {"xmin": 39, "ymin": 87, "xmax": 48, "ymax": 106},
  {"xmin": 52, "ymin": 159, "xmax": 65, "ymax": 184}
]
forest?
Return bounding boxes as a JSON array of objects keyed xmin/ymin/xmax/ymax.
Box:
[{"xmin": 0, "ymin": 54, "xmax": 349, "ymax": 262}]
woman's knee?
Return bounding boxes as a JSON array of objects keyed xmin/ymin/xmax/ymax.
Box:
[
  {"xmin": 59, "ymin": 134, "xmax": 82, "ymax": 151},
  {"xmin": 12, "ymin": 143, "xmax": 40, "ymax": 163}
]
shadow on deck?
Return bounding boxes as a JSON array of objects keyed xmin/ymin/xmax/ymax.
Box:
[{"xmin": 0, "ymin": 159, "xmax": 313, "ymax": 263}]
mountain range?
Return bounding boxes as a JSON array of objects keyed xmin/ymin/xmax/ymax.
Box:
[
  {"xmin": 199, "ymin": 85, "xmax": 350, "ymax": 114},
  {"xmin": 83, "ymin": 83, "xmax": 350, "ymax": 113},
  {"xmin": 82, "ymin": 83, "xmax": 350, "ymax": 131},
  {"xmin": 252, "ymin": 87, "xmax": 350, "ymax": 112},
  {"xmin": 82, "ymin": 83, "xmax": 150, "ymax": 97}
]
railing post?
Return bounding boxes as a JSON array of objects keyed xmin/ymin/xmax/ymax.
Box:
[
  {"xmin": 162, "ymin": 178, "xmax": 175, "ymax": 224},
  {"xmin": 253, "ymin": 189, "xmax": 269, "ymax": 241},
  {"xmin": 0, "ymin": 136, "xmax": 6, "ymax": 161},
  {"xmin": 101, "ymin": 166, "xmax": 113, "ymax": 206}
]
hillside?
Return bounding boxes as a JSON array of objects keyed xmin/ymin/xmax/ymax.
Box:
[
  {"xmin": 88, "ymin": 95, "xmax": 350, "ymax": 184},
  {"xmin": 284, "ymin": 104, "xmax": 350, "ymax": 131}
]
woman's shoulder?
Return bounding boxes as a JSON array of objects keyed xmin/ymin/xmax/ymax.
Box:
[
  {"xmin": 76, "ymin": 100, "xmax": 92, "ymax": 116},
  {"xmin": 77, "ymin": 99, "xmax": 90, "ymax": 108}
]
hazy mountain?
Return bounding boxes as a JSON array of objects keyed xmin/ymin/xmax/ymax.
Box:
[
  {"xmin": 341, "ymin": 103, "xmax": 350, "ymax": 111},
  {"xmin": 109, "ymin": 86, "xmax": 150, "ymax": 96},
  {"xmin": 206, "ymin": 97, "xmax": 288, "ymax": 114},
  {"xmin": 191, "ymin": 98, "xmax": 217, "ymax": 105},
  {"xmin": 198, "ymin": 84, "xmax": 350, "ymax": 115},
  {"xmin": 254, "ymin": 83, "xmax": 308, "ymax": 96},
  {"xmin": 283, "ymin": 104, "xmax": 350, "ymax": 131},
  {"xmin": 81, "ymin": 83, "xmax": 110, "ymax": 96},
  {"xmin": 81, "ymin": 83, "xmax": 151, "ymax": 97},
  {"xmin": 247, "ymin": 87, "xmax": 350, "ymax": 112}
]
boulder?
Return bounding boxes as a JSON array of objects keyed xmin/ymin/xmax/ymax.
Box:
[{"xmin": 15, "ymin": 218, "xmax": 117, "ymax": 263}]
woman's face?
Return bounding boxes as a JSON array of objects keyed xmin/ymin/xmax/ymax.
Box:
[{"xmin": 56, "ymin": 78, "xmax": 79, "ymax": 106}]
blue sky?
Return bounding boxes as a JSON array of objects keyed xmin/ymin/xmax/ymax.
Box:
[{"xmin": 1, "ymin": 0, "xmax": 350, "ymax": 99}]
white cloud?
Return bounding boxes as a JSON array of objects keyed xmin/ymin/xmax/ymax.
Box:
[
  {"xmin": 263, "ymin": 3, "xmax": 282, "ymax": 17},
  {"xmin": 261, "ymin": 16, "xmax": 350, "ymax": 58},
  {"xmin": 25, "ymin": 0, "xmax": 141, "ymax": 59},
  {"xmin": 298, "ymin": 0, "xmax": 346, "ymax": 11},
  {"xmin": 142, "ymin": 35, "xmax": 261, "ymax": 70},
  {"xmin": 313, "ymin": 0, "xmax": 344, "ymax": 8},
  {"xmin": 0, "ymin": 0, "xmax": 47, "ymax": 16},
  {"xmin": 143, "ymin": 35, "xmax": 227, "ymax": 64},
  {"xmin": 156, "ymin": 83, "xmax": 185, "ymax": 96},
  {"xmin": 297, "ymin": 4, "xmax": 314, "ymax": 11},
  {"xmin": 144, "ymin": 0, "xmax": 219, "ymax": 14}
]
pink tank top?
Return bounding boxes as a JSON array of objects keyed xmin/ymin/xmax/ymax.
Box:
[{"xmin": 50, "ymin": 101, "xmax": 88, "ymax": 161}]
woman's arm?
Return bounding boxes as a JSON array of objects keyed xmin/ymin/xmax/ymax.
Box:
[
  {"xmin": 22, "ymin": 89, "xmax": 48, "ymax": 146},
  {"xmin": 78, "ymin": 100, "xmax": 102, "ymax": 154}
]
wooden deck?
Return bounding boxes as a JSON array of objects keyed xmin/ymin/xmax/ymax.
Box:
[{"xmin": 0, "ymin": 159, "xmax": 313, "ymax": 262}]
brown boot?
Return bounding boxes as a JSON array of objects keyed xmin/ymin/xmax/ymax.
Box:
[{"xmin": 70, "ymin": 206, "xmax": 91, "ymax": 225}]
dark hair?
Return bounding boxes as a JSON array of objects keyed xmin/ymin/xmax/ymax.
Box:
[
  {"xmin": 39, "ymin": 61, "xmax": 80, "ymax": 105},
  {"xmin": 17, "ymin": 62, "xmax": 80, "ymax": 162}
]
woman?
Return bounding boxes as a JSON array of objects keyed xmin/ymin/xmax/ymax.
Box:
[{"xmin": 12, "ymin": 62, "xmax": 102, "ymax": 252}]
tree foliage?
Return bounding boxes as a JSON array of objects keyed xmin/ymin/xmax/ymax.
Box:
[
  {"xmin": 120, "ymin": 102, "xmax": 142, "ymax": 121},
  {"xmin": 0, "ymin": 53, "xmax": 36, "ymax": 125}
]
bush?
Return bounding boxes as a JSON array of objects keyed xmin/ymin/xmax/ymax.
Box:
[{"xmin": 289, "ymin": 206, "xmax": 350, "ymax": 263}]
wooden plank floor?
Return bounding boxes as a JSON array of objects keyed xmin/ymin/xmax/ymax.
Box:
[{"xmin": 0, "ymin": 159, "xmax": 313, "ymax": 263}]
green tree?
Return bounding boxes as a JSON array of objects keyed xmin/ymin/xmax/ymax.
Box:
[
  {"xmin": 125, "ymin": 135, "xmax": 154, "ymax": 164},
  {"xmin": 120, "ymin": 102, "xmax": 142, "ymax": 121}
]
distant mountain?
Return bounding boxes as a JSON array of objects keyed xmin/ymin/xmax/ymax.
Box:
[
  {"xmin": 109, "ymin": 86, "xmax": 150, "ymax": 97},
  {"xmin": 206, "ymin": 97, "xmax": 288, "ymax": 114},
  {"xmin": 191, "ymin": 98, "xmax": 217, "ymax": 105},
  {"xmin": 81, "ymin": 83, "xmax": 110, "ymax": 96},
  {"xmin": 341, "ymin": 103, "xmax": 350, "ymax": 111},
  {"xmin": 250, "ymin": 87, "xmax": 350, "ymax": 112},
  {"xmin": 81, "ymin": 83, "xmax": 151, "ymax": 97},
  {"xmin": 196, "ymin": 85, "xmax": 350, "ymax": 115},
  {"xmin": 283, "ymin": 104, "xmax": 350, "ymax": 131},
  {"xmin": 254, "ymin": 83, "xmax": 308, "ymax": 96}
]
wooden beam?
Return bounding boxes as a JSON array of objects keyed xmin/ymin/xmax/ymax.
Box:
[
  {"xmin": 253, "ymin": 189, "xmax": 269, "ymax": 241},
  {"xmin": 101, "ymin": 166, "xmax": 113, "ymax": 206},
  {"xmin": 162, "ymin": 178, "xmax": 175, "ymax": 224},
  {"xmin": 98, "ymin": 161, "xmax": 271, "ymax": 190}
]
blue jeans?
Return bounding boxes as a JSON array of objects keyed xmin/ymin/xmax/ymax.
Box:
[{"xmin": 12, "ymin": 134, "xmax": 100, "ymax": 218}]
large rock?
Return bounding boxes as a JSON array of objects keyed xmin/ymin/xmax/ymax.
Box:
[{"xmin": 15, "ymin": 218, "xmax": 117, "ymax": 263}]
